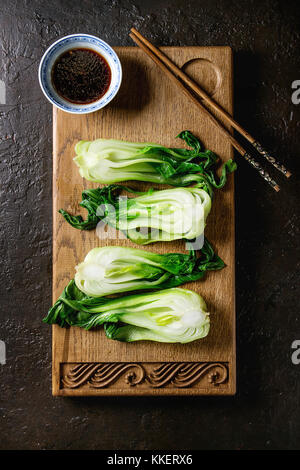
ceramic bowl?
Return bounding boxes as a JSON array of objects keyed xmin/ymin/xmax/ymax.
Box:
[{"xmin": 38, "ymin": 33, "xmax": 122, "ymax": 114}]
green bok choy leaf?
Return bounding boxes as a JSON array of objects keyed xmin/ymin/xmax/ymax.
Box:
[
  {"xmin": 59, "ymin": 184, "xmax": 212, "ymax": 244},
  {"xmin": 75, "ymin": 239, "xmax": 224, "ymax": 296},
  {"xmin": 74, "ymin": 130, "xmax": 236, "ymax": 188},
  {"xmin": 43, "ymin": 286, "xmax": 210, "ymax": 344}
]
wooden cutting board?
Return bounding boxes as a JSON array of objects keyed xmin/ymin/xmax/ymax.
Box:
[{"xmin": 52, "ymin": 46, "xmax": 235, "ymax": 396}]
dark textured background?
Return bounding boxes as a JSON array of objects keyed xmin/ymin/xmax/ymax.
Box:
[{"xmin": 0, "ymin": 0, "xmax": 299, "ymax": 450}]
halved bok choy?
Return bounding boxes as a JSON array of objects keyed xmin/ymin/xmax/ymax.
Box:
[
  {"xmin": 75, "ymin": 239, "xmax": 224, "ymax": 296},
  {"xmin": 43, "ymin": 286, "xmax": 210, "ymax": 344},
  {"xmin": 59, "ymin": 184, "xmax": 212, "ymax": 244},
  {"xmin": 74, "ymin": 130, "xmax": 236, "ymax": 189}
]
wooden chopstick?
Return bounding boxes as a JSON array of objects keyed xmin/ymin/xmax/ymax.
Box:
[
  {"xmin": 130, "ymin": 28, "xmax": 285, "ymax": 192},
  {"xmin": 132, "ymin": 28, "xmax": 291, "ymax": 180}
]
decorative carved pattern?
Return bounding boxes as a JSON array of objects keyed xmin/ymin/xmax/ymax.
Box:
[
  {"xmin": 61, "ymin": 362, "xmax": 228, "ymax": 390},
  {"xmin": 146, "ymin": 362, "xmax": 228, "ymax": 388},
  {"xmin": 62, "ymin": 363, "xmax": 145, "ymax": 389}
]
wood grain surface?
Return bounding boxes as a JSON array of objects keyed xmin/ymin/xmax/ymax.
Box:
[{"xmin": 52, "ymin": 46, "xmax": 235, "ymax": 396}]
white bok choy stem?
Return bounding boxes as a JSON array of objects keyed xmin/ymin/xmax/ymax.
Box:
[
  {"xmin": 44, "ymin": 285, "xmax": 210, "ymax": 344},
  {"xmin": 59, "ymin": 184, "xmax": 212, "ymax": 245},
  {"xmin": 73, "ymin": 131, "xmax": 236, "ymax": 190},
  {"xmin": 75, "ymin": 240, "xmax": 225, "ymax": 297}
]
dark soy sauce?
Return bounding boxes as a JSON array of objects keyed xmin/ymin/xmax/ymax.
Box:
[{"xmin": 51, "ymin": 48, "xmax": 111, "ymax": 104}]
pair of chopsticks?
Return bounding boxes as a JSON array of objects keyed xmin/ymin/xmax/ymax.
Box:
[{"xmin": 129, "ymin": 27, "xmax": 291, "ymax": 192}]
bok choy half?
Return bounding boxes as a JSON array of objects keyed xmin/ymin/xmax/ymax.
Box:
[
  {"xmin": 74, "ymin": 130, "xmax": 236, "ymax": 188},
  {"xmin": 43, "ymin": 286, "xmax": 210, "ymax": 344},
  {"xmin": 59, "ymin": 184, "xmax": 212, "ymax": 244},
  {"xmin": 75, "ymin": 238, "xmax": 224, "ymax": 296}
]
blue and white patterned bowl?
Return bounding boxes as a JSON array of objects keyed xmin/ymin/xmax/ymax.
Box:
[{"xmin": 38, "ymin": 34, "xmax": 122, "ymax": 114}]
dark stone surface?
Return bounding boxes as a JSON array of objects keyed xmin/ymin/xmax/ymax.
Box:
[{"xmin": 0, "ymin": 0, "xmax": 299, "ymax": 450}]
